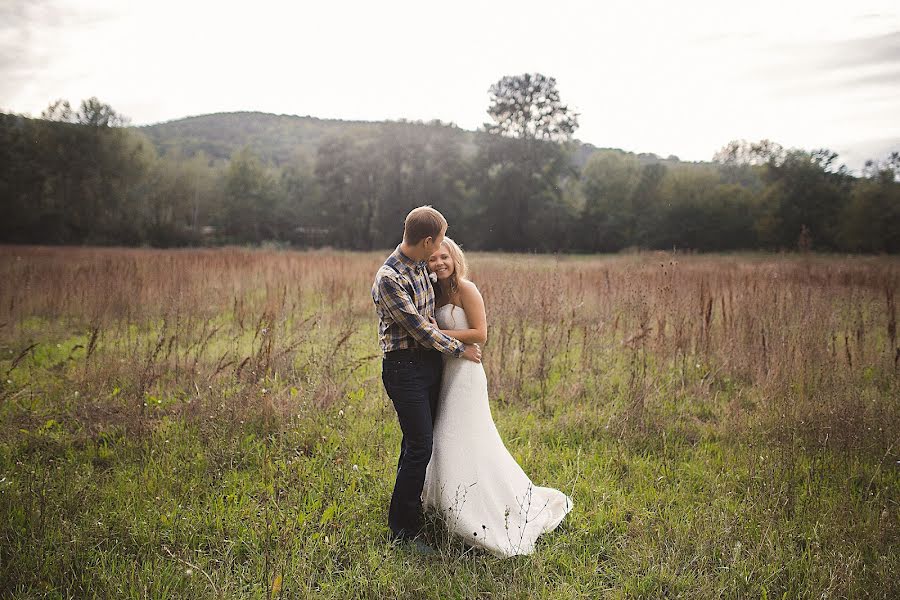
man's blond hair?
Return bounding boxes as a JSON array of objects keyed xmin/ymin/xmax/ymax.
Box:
[{"xmin": 403, "ymin": 206, "xmax": 447, "ymax": 245}]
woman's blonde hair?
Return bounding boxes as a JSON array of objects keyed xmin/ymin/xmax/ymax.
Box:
[{"xmin": 441, "ymin": 236, "xmax": 468, "ymax": 296}]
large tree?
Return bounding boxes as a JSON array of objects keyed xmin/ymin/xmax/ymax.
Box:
[
  {"xmin": 41, "ymin": 97, "xmax": 130, "ymax": 128},
  {"xmin": 485, "ymin": 73, "xmax": 579, "ymax": 142},
  {"xmin": 578, "ymin": 150, "xmax": 641, "ymax": 252},
  {"xmin": 220, "ymin": 147, "xmax": 278, "ymax": 243},
  {"xmin": 759, "ymin": 148, "xmax": 851, "ymax": 250},
  {"xmin": 475, "ymin": 74, "xmax": 579, "ymax": 250}
]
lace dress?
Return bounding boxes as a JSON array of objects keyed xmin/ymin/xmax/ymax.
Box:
[{"xmin": 422, "ymin": 303, "xmax": 573, "ymax": 557}]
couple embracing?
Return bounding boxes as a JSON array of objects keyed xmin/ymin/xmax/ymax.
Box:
[{"xmin": 371, "ymin": 206, "xmax": 573, "ymax": 557}]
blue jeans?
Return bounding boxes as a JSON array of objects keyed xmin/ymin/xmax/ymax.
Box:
[{"xmin": 381, "ymin": 348, "xmax": 444, "ymax": 539}]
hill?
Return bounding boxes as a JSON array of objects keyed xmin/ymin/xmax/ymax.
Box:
[
  {"xmin": 139, "ymin": 112, "xmax": 417, "ymax": 166},
  {"xmin": 137, "ymin": 111, "xmax": 682, "ymax": 169},
  {"xmin": 17, "ymin": 109, "xmax": 890, "ymax": 253}
]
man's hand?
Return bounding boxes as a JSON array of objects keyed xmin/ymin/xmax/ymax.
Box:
[
  {"xmin": 429, "ymin": 317, "xmax": 448, "ymax": 338},
  {"xmin": 461, "ymin": 343, "xmax": 482, "ymax": 363}
]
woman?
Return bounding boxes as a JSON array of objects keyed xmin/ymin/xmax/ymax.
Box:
[{"xmin": 422, "ymin": 237, "xmax": 573, "ymax": 558}]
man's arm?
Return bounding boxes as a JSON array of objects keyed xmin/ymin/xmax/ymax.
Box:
[{"xmin": 377, "ymin": 274, "xmax": 464, "ymax": 356}]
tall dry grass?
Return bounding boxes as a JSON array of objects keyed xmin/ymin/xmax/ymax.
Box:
[
  {"xmin": 2, "ymin": 245, "xmax": 898, "ymax": 597},
  {"xmin": 1, "ymin": 245, "xmax": 897, "ymax": 458},
  {"xmin": 476, "ymin": 252, "xmax": 898, "ymax": 456}
]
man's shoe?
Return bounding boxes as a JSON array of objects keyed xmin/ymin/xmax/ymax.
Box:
[
  {"xmin": 390, "ymin": 533, "xmax": 436, "ymax": 556},
  {"xmin": 405, "ymin": 538, "xmax": 437, "ymax": 556}
]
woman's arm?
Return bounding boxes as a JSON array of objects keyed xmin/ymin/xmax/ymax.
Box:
[{"xmin": 438, "ymin": 280, "xmax": 488, "ymax": 345}]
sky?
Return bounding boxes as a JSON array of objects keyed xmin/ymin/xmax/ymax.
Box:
[{"xmin": 2, "ymin": 0, "xmax": 898, "ymax": 171}]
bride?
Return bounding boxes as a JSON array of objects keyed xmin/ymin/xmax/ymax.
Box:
[{"xmin": 422, "ymin": 237, "xmax": 572, "ymax": 558}]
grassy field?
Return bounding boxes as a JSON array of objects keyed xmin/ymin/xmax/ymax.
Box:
[{"xmin": 0, "ymin": 246, "xmax": 898, "ymax": 599}]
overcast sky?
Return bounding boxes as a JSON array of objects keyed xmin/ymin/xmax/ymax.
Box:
[{"xmin": 2, "ymin": 0, "xmax": 898, "ymax": 170}]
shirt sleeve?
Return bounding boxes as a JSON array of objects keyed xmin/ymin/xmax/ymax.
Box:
[{"xmin": 377, "ymin": 274, "xmax": 464, "ymax": 357}]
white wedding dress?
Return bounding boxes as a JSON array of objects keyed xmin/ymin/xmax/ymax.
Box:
[{"xmin": 422, "ymin": 304, "xmax": 573, "ymax": 558}]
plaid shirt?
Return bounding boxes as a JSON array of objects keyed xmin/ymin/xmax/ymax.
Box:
[{"xmin": 372, "ymin": 245, "xmax": 464, "ymax": 358}]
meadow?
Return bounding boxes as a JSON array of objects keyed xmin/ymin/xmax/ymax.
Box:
[{"xmin": 0, "ymin": 246, "xmax": 897, "ymax": 599}]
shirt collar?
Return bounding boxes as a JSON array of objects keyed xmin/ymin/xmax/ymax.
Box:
[{"xmin": 390, "ymin": 245, "xmax": 427, "ymax": 272}]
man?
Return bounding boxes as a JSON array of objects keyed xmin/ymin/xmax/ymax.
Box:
[{"xmin": 372, "ymin": 206, "xmax": 482, "ymax": 553}]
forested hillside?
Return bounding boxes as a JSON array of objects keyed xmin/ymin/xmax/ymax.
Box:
[
  {"xmin": 2, "ymin": 96, "xmax": 898, "ymax": 253},
  {"xmin": 139, "ymin": 111, "xmax": 654, "ymax": 171},
  {"xmin": 141, "ymin": 112, "xmax": 430, "ymax": 167}
]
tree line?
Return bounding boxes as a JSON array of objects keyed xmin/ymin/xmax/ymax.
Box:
[{"xmin": 1, "ymin": 77, "xmax": 898, "ymax": 253}]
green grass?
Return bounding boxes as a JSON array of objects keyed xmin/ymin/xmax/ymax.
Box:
[
  {"xmin": 1, "ymin": 246, "xmax": 898, "ymax": 598},
  {"xmin": 1, "ymin": 322, "xmax": 897, "ymax": 599}
]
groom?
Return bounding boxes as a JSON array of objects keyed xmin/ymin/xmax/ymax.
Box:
[{"xmin": 372, "ymin": 206, "xmax": 482, "ymax": 550}]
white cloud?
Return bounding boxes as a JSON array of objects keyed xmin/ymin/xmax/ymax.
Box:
[{"xmin": 1, "ymin": 0, "xmax": 898, "ymax": 169}]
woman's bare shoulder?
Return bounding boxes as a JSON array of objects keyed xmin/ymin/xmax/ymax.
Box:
[
  {"xmin": 458, "ymin": 278, "xmax": 483, "ymax": 304},
  {"xmin": 458, "ymin": 278, "xmax": 480, "ymax": 294}
]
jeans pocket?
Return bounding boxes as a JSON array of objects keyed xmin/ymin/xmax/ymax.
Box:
[
  {"xmin": 382, "ymin": 360, "xmax": 405, "ymax": 389},
  {"xmin": 382, "ymin": 359, "xmax": 420, "ymax": 396}
]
